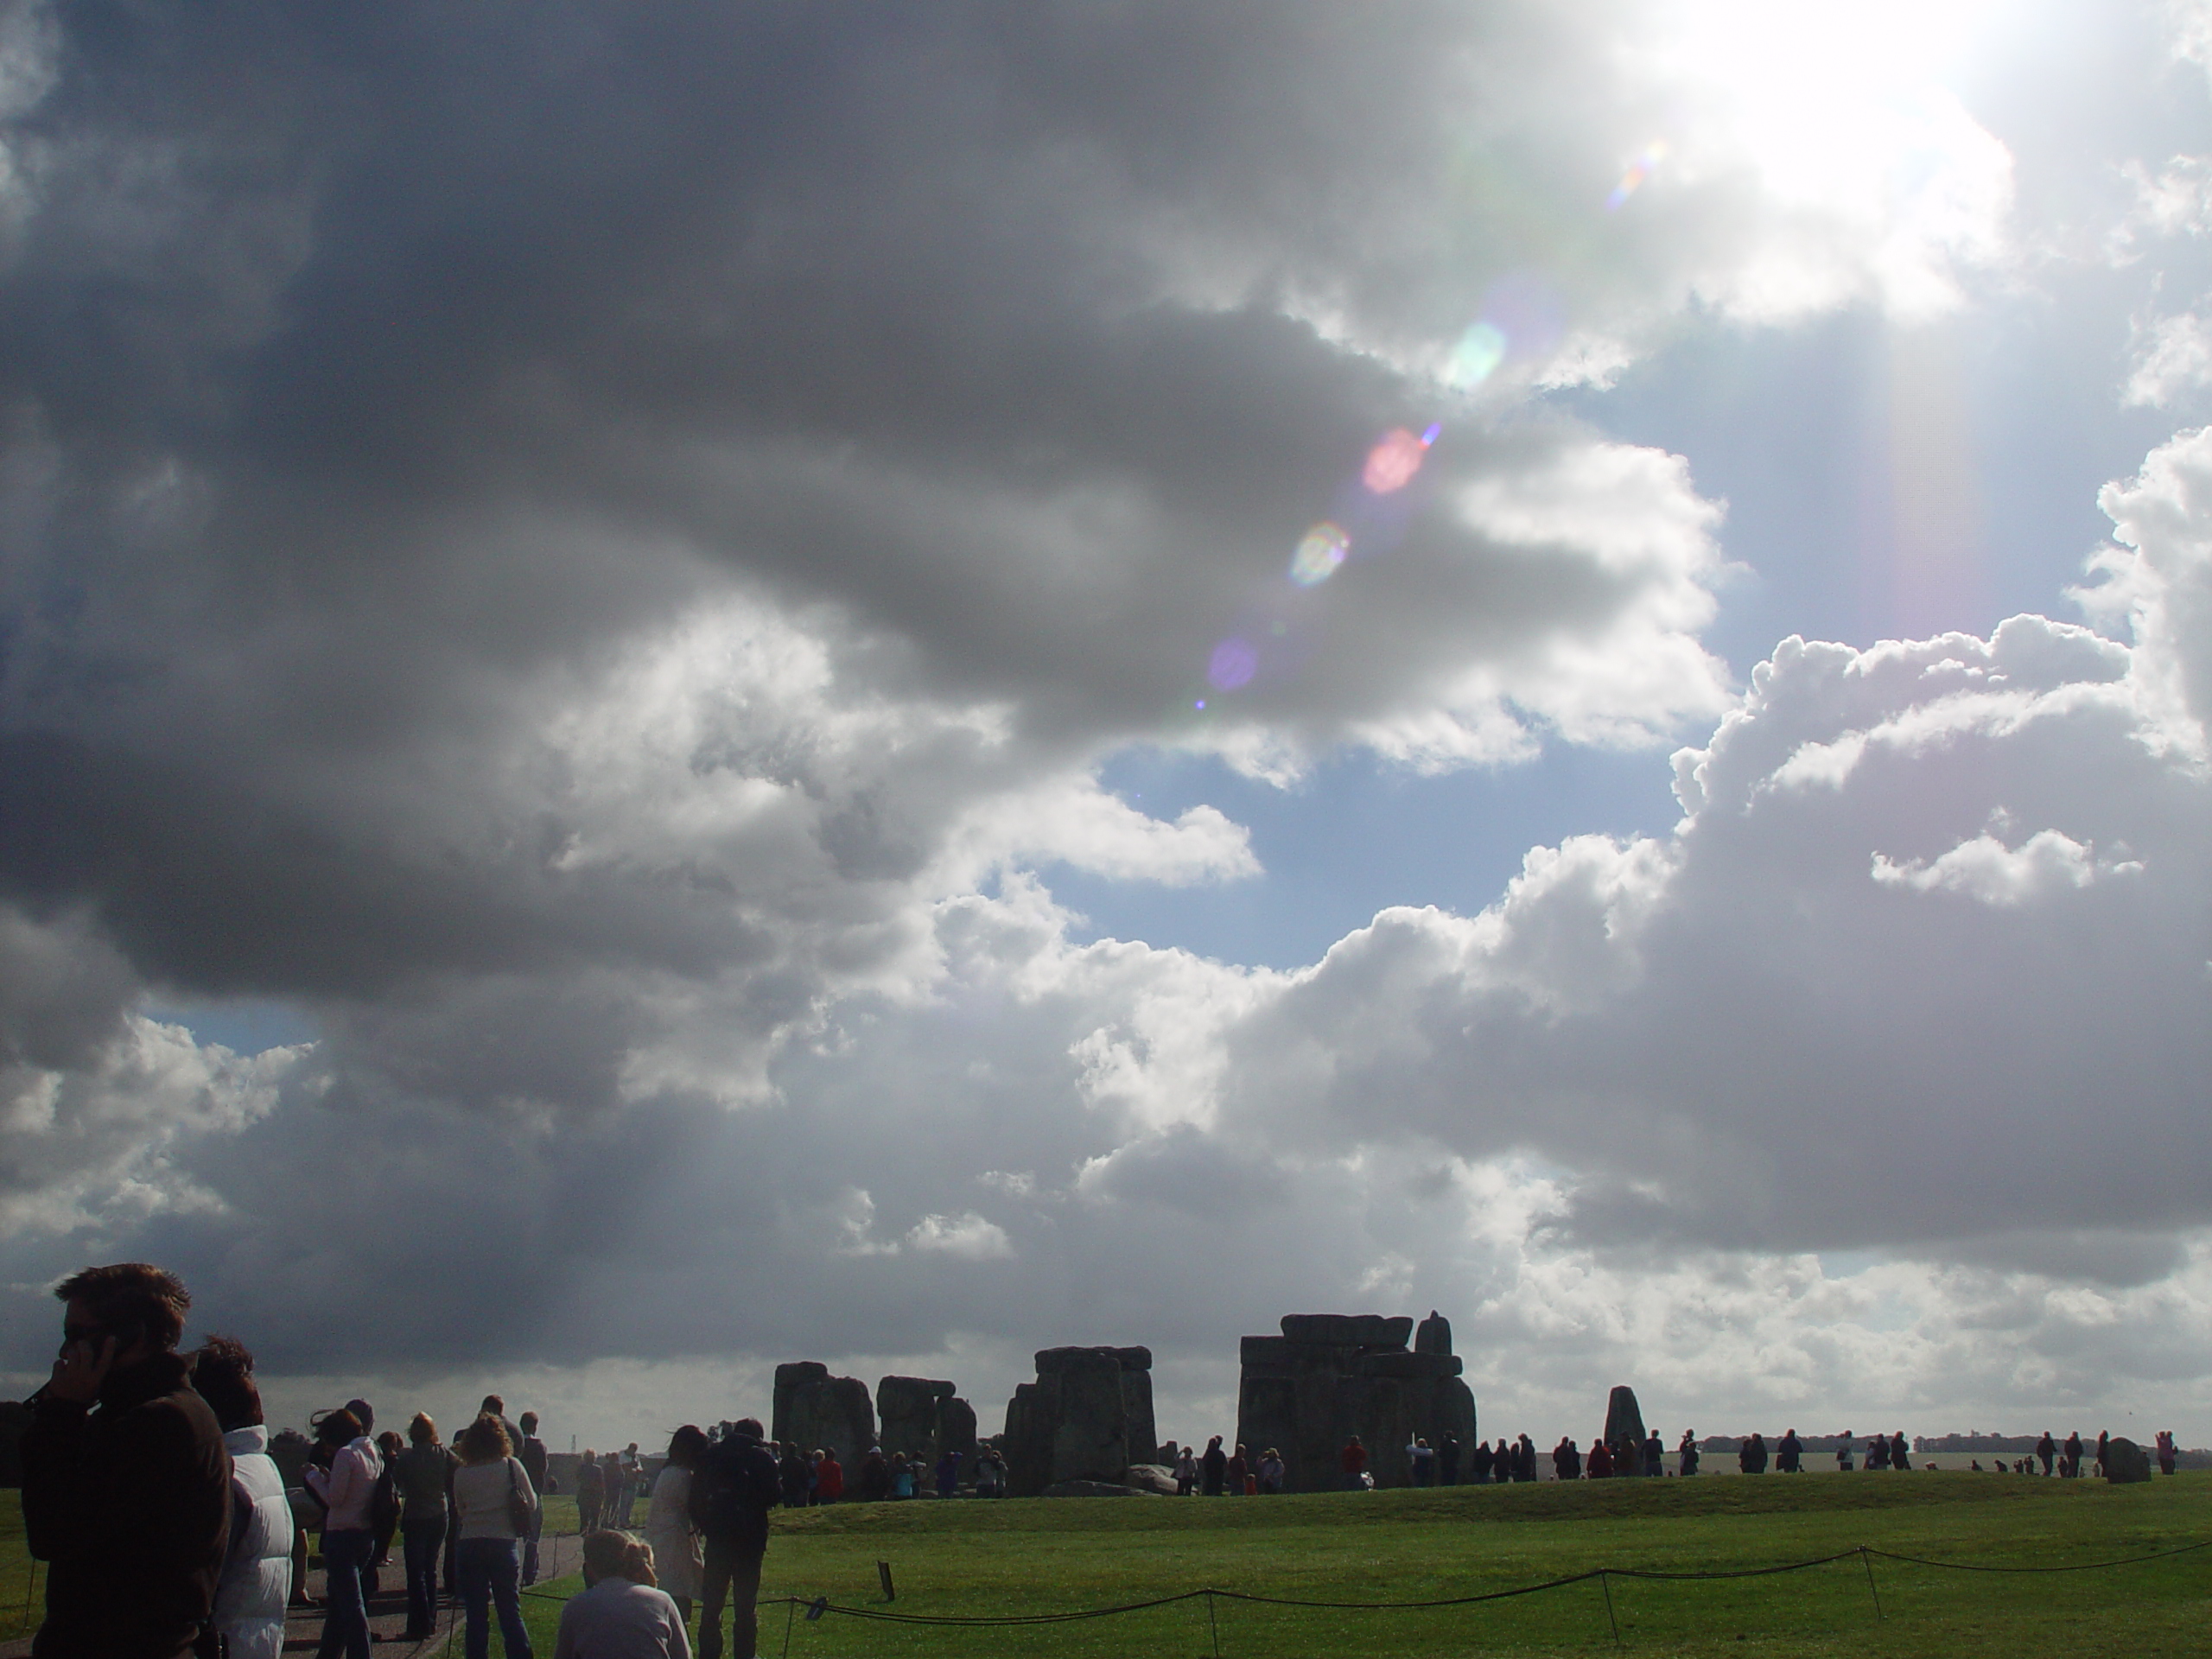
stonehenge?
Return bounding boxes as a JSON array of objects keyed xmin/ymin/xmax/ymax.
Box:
[
  {"xmin": 1001, "ymin": 1345, "xmax": 1156, "ymax": 1497},
  {"xmin": 1235, "ymin": 1310, "xmax": 1477, "ymax": 1492},
  {"xmin": 772, "ymin": 1362, "xmax": 878, "ymax": 1467}
]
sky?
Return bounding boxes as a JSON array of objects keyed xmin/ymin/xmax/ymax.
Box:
[{"xmin": 1, "ymin": 0, "xmax": 2209, "ymax": 1458}]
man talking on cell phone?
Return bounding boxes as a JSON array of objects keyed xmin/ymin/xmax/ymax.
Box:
[{"xmin": 19, "ymin": 1262, "xmax": 232, "ymax": 1659}]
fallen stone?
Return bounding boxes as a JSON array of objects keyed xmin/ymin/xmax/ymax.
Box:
[
  {"xmin": 1124, "ymin": 1463, "xmax": 1179, "ymax": 1496},
  {"xmin": 2103, "ymin": 1438, "xmax": 2152, "ymax": 1484}
]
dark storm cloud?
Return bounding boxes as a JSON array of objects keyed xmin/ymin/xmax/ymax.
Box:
[{"xmin": 1, "ymin": 0, "xmax": 2123, "ymax": 1427}]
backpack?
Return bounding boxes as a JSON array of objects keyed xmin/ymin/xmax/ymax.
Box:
[{"xmin": 690, "ymin": 1436, "xmax": 782, "ymax": 1541}]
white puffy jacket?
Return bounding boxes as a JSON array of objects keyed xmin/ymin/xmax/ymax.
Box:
[{"xmin": 215, "ymin": 1425, "xmax": 294, "ymax": 1659}]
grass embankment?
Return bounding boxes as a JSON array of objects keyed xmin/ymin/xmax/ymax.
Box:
[{"xmin": 9, "ymin": 1473, "xmax": 2211, "ymax": 1655}]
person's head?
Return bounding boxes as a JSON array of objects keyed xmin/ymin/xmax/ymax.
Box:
[
  {"xmin": 732, "ymin": 1417, "xmax": 764, "ymax": 1441},
  {"xmin": 458, "ymin": 1412, "xmax": 512, "ymax": 1465},
  {"xmin": 480, "ymin": 1394, "xmax": 505, "ymax": 1416},
  {"xmin": 582, "ymin": 1448, "xmax": 596, "ymax": 1465},
  {"xmin": 54, "ymin": 1262, "xmax": 190, "ymax": 1366},
  {"xmin": 314, "ymin": 1408, "xmax": 365, "ymax": 1448},
  {"xmin": 519, "ymin": 1411, "xmax": 538, "ymax": 1435},
  {"xmin": 378, "ymin": 1430, "xmax": 404, "ymax": 1458},
  {"xmin": 582, "ymin": 1529, "xmax": 658, "ymax": 1588},
  {"xmin": 666, "ymin": 1424, "xmax": 709, "ymax": 1467},
  {"xmin": 410, "ymin": 1412, "xmax": 438, "ymax": 1447},
  {"xmin": 345, "ymin": 1398, "xmax": 375, "ymax": 1435},
  {"xmin": 188, "ymin": 1334, "xmax": 263, "ymax": 1431}
]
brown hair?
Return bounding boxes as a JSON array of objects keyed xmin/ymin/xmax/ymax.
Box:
[
  {"xmin": 582, "ymin": 1530, "xmax": 658, "ymax": 1586},
  {"xmin": 54, "ymin": 1263, "xmax": 191, "ymax": 1351},
  {"xmin": 410, "ymin": 1412, "xmax": 438, "ymax": 1447},
  {"xmin": 314, "ymin": 1408, "xmax": 365, "ymax": 1447},
  {"xmin": 457, "ymin": 1412, "xmax": 512, "ymax": 1465},
  {"xmin": 188, "ymin": 1335, "xmax": 263, "ymax": 1431}
]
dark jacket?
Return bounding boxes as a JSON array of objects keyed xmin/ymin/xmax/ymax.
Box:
[
  {"xmin": 689, "ymin": 1433, "xmax": 782, "ymax": 1554},
  {"xmin": 20, "ymin": 1351, "xmax": 232, "ymax": 1659},
  {"xmin": 518, "ymin": 1434, "xmax": 550, "ymax": 1495}
]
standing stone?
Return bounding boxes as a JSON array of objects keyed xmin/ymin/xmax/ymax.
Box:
[
  {"xmin": 1604, "ymin": 1386, "xmax": 1646, "ymax": 1466},
  {"xmin": 937, "ymin": 1395, "xmax": 980, "ymax": 1467},
  {"xmin": 877, "ymin": 1376, "xmax": 956, "ymax": 1461},
  {"xmin": 1048, "ymin": 1351, "xmax": 1128, "ymax": 1484},
  {"xmin": 1003, "ymin": 1381, "xmax": 1057, "ymax": 1498},
  {"xmin": 1414, "ymin": 1310, "xmax": 1452, "ymax": 1356},
  {"xmin": 774, "ymin": 1362, "xmax": 878, "ymax": 1468},
  {"xmin": 1235, "ymin": 1313, "xmax": 1474, "ymax": 1493},
  {"xmin": 1002, "ymin": 1346, "xmax": 1153, "ymax": 1495},
  {"xmin": 1120, "ymin": 1367, "xmax": 1158, "ymax": 1473},
  {"xmin": 2103, "ymin": 1438, "xmax": 2152, "ymax": 1484}
]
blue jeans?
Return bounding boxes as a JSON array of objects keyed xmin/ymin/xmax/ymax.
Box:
[
  {"xmin": 521, "ymin": 1503, "xmax": 544, "ymax": 1585},
  {"xmin": 456, "ymin": 1536, "xmax": 534, "ymax": 1659},
  {"xmin": 316, "ymin": 1529, "xmax": 373, "ymax": 1659},
  {"xmin": 402, "ymin": 1515, "xmax": 446, "ymax": 1633}
]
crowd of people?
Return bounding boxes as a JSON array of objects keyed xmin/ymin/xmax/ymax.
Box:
[
  {"xmin": 14, "ymin": 1262, "xmax": 788, "ymax": 1659},
  {"xmin": 11, "ymin": 1258, "xmax": 2194, "ymax": 1659}
]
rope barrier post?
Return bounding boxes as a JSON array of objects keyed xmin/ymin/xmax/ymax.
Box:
[
  {"xmin": 780, "ymin": 1594, "xmax": 798, "ymax": 1659},
  {"xmin": 1859, "ymin": 1546, "xmax": 1883, "ymax": 1622},
  {"xmin": 20, "ymin": 1557, "xmax": 37, "ymax": 1637},
  {"xmin": 1205, "ymin": 1587, "xmax": 1222, "ymax": 1659},
  {"xmin": 1599, "ymin": 1569, "xmax": 1623, "ymax": 1649}
]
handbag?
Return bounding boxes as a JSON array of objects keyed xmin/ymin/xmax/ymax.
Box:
[{"xmin": 506, "ymin": 1458, "xmax": 533, "ymax": 1535}]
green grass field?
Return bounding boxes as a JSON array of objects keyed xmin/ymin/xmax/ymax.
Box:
[{"xmin": 8, "ymin": 1473, "xmax": 2210, "ymax": 1655}]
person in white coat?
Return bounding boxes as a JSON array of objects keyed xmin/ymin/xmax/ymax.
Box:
[
  {"xmin": 190, "ymin": 1338, "xmax": 292, "ymax": 1659},
  {"xmin": 642, "ymin": 1427, "xmax": 708, "ymax": 1623}
]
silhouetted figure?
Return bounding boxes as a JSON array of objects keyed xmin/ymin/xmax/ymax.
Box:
[
  {"xmin": 1643, "ymin": 1432, "xmax": 1664, "ymax": 1477},
  {"xmin": 1776, "ymin": 1430, "xmax": 1802, "ymax": 1473},
  {"xmin": 1891, "ymin": 1433, "xmax": 1910, "ymax": 1472},
  {"xmin": 1339, "ymin": 1435, "xmax": 1368, "ymax": 1491},
  {"xmin": 1680, "ymin": 1430, "xmax": 1700, "ymax": 1477},
  {"xmin": 1438, "ymin": 1433, "xmax": 1461, "ymax": 1486},
  {"xmin": 1553, "ymin": 1438, "xmax": 1580, "ymax": 1481},
  {"xmin": 2037, "ymin": 1432, "xmax": 2056, "ymax": 1477},
  {"xmin": 1738, "ymin": 1433, "xmax": 1767, "ymax": 1474},
  {"xmin": 690, "ymin": 1417, "xmax": 781, "ymax": 1659},
  {"xmin": 1469, "ymin": 1439, "xmax": 1493, "ymax": 1484},
  {"xmin": 1587, "ymin": 1439, "xmax": 1614, "ymax": 1478},
  {"xmin": 1202, "ymin": 1435, "xmax": 1227, "ymax": 1496},
  {"xmin": 2063, "ymin": 1431, "xmax": 2082, "ymax": 1478}
]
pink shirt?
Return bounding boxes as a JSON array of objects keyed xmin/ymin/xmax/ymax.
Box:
[{"xmin": 304, "ymin": 1438, "xmax": 382, "ymax": 1532}]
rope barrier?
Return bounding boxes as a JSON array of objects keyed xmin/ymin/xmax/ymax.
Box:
[
  {"xmin": 1862, "ymin": 1536, "xmax": 2212, "ymax": 1573},
  {"xmin": 737, "ymin": 1529, "xmax": 2209, "ymax": 1630}
]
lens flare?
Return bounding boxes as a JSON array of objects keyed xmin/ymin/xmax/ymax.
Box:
[
  {"xmin": 1445, "ymin": 321, "xmax": 1507, "ymax": 390},
  {"xmin": 1289, "ymin": 521, "xmax": 1351, "ymax": 586},
  {"xmin": 1606, "ymin": 140, "xmax": 1668, "ymax": 211},
  {"xmin": 1362, "ymin": 428, "xmax": 1428, "ymax": 493},
  {"xmin": 1207, "ymin": 637, "xmax": 1257, "ymax": 691}
]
